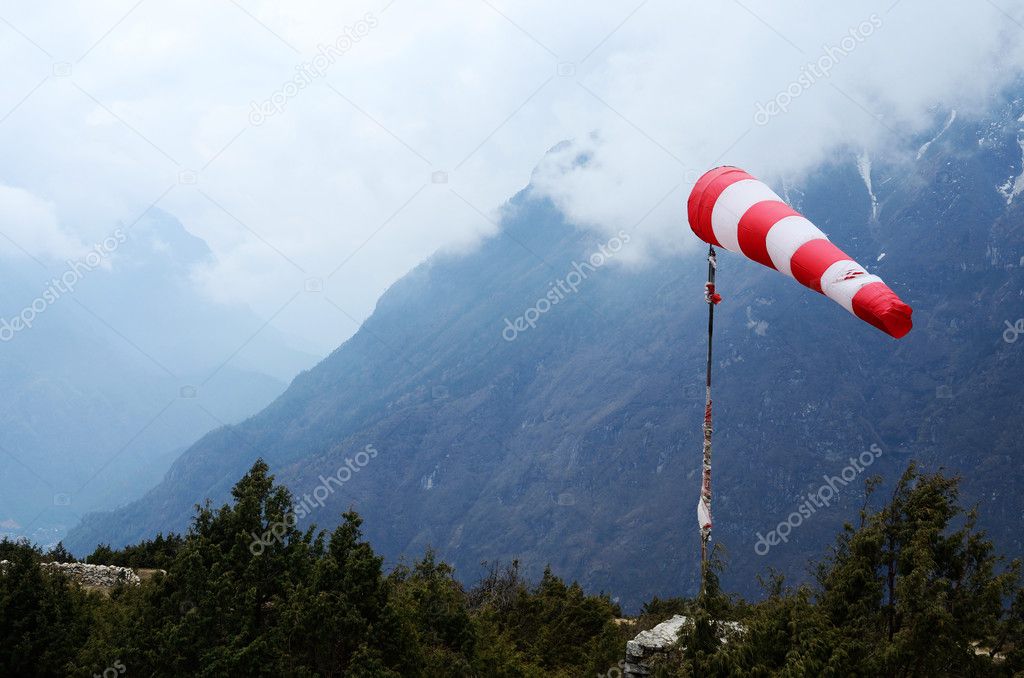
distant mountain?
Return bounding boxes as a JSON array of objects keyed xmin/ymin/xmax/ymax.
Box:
[
  {"xmin": 65, "ymin": 93, "xmax": 1024, "ymax": 609},
  {"xmin": 0, "ymin": 210, "xmax": 316, "ymax": 545}
]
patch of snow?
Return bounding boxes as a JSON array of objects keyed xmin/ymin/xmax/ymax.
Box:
[
  {"xmin": 917, "ymin": 109, "xmax": 957, "ymax": 160},
  {"xmin": 856, "ymin": 151, "xmax": 879, "ymax": 222},
  {"xmin": 987, "ymin": 245, "xmax": 997, "ymax": 266},
  {"xmin": 780, "ymin": 181, "xmax": 804, "ymax": 212},
  {"xmin": 745, "ymin": 307, "xmax": 768, "ymax": 336},
  {"xmin": 718, "ymin": 355, "xmax": 744, "ymax": 368},
  {"xmin": 997, "ymin": 133, "xmax": 1024, "ymax": 205}
]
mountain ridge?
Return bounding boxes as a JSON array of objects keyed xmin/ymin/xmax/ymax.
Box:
[
  {"xmin": 0, "ymin": 209, "xmax": 317, "ymax": 544},
  {"xmin": 66, "ymin": 95, "xmax": 1024, "ymax": 609}
]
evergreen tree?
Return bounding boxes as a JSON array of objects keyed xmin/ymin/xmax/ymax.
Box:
[
  {"xmin": 814, "ymin": 463, "xmax": 1020, "ymax": 676},
  {"xmin": 43, "ymin": 541, "xmax": 77, "ymax": 563},
  {"xmin": 134, "ymin": 459, "xmax": 316, "ymax": 675},
  {"xmin": 702, "ymin": 464, "xmax": 1024, "ymax": 676},
  {"xmin": 0, "ymin": 540, "xmax": 96, "ymax": 676},
  {"xmin": 389, "ymin": 548, "xmax": 476, "ymax": 676},
  {"xmin": 282, "ymin": 511, "xmax": 418, "ymax": 677}
]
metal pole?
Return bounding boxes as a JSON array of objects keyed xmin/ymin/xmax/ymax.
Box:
[{"xmin": 699, "ymin": 245, "xmax": 717, "ymax": 594}]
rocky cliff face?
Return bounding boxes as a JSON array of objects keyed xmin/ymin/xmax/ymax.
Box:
[{"xmin": 67, "ymin": 92, "xmax": 1024, "ymax": 610}]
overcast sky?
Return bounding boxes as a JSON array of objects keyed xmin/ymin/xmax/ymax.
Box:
[{"xmin": 2, "ymin": 0, "xmax": 1023, "ymax": 354}]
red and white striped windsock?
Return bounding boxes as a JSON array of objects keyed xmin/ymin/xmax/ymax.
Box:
[{"xmin": 687, "ymin": 166, "xmax": 912, "ymax": 338}]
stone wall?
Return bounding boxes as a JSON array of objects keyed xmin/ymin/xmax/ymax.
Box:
[{"xmin": 0, "ymin": 560, "xmax": 141, "ymax": 587}]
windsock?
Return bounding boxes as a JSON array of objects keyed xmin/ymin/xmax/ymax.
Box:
[{"xmin": 687, "ymin": 166, "xmax": 912, "ymax": 338}]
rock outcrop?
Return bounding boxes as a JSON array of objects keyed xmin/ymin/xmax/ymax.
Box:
[
  {"xmin": 624, "ymin": 615, "xmax": 687, "ymax": 677},
  {"xmin": 624, "ymin": 614, "xmax": 745, "ymax": 676}
]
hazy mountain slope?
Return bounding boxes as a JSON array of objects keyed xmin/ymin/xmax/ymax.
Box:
[
  {"xmin": 0, "ymin": 210, "xmax": 316, "ymax": 544},
  {"xmin": 66, "ymin": 97, "xmax": 1024, "ymax": 609}
]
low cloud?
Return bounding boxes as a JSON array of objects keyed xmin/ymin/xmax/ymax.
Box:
[
  {"xmin": 0, "ymin": 184, "xmax": 82, "ymax": 261},
  {"xmin": 531, "ymin": 2, "xmax": 1024, "ymax": 251},
  {"xmin": 1, "ymin": 1, "xmax": 1022, "ymax": 349}
]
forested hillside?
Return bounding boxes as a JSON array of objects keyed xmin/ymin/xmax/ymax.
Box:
[{"xmin": 6, "ymin": 461, "xmax": 1024, "ymax": 676}]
